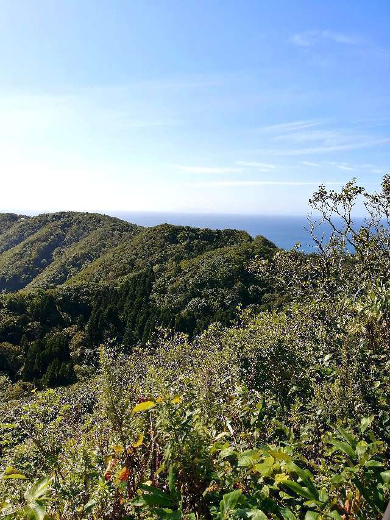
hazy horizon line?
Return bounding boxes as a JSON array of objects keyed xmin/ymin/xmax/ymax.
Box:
[{"xmin": 0, "ymin": 208, "xmax": 368, "ymax": 219}]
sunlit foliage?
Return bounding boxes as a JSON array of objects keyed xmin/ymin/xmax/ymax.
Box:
[{"xmin": 0, "ymin": 178, "xmax": 389, "ymax": 518}]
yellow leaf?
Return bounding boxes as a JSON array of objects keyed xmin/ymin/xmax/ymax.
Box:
[
  {"xmin": 2, "ymin": 467, "xmax": 27, "ymax": 479},
  {"xmin": 112, "ymin": 445, "xmax": 124, "ymax": 454},
  {"xmin": 275, "ymin": 473, "xmax": 289, "ymax": 484},
  {"xmin": 156, "ymin": 396, "xmax": 163, "ymax": 403},
  {"xmin": 253, "ymin": 464, "xmax": 271, "ymax": 477},
  {"xmin": 268, "ymin": 450, "xmax": 292, "ymax": 462},
  {"xmin": 132, "ymin": 434, "xmax": 144, "ymax": 447},
  {"xmin": 132, "ymin": 400, "xmax": 156, "ymax": 413},
  {"xmin": 171, "ymin": 395, "xmax": 182, "ymax": 404}
]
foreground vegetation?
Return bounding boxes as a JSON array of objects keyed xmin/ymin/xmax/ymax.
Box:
[{"xmin": 0, "ymin": 178, "xmax": 389, "ymax": 518}]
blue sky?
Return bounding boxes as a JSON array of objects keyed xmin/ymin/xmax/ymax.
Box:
[{"xmin": 0, "ymin": 0, "xmax": 389, "ymax": 215}]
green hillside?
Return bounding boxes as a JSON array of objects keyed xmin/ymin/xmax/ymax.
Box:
[
  {"xmin": 0, "ymin": 178, "xmax": 389, "ymax": 519},
  {"xmin": 0, "ymin": 213, "xmax": 25, "ymax": 235},
  {"xmin": 0, "ymin": 212, "xmax": 277, "ymax": 387},
  {"xmin": 67, "ymin": 224, "xmax": 256, "ymax": 285},
  {"xmin": 0, "ymin": 212, "xmax": 141, "ymax": 292}
]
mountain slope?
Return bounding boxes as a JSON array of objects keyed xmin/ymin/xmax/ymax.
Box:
[
  {"xmin": 0, "ymin": 212, "xmax": 265, "ymax": 291},
  {"xmin": 0, "ymin": 212, "xmax": 140, "ymax": 291},
  {"xmin": 0, "ymin": 213, "xmax": 25, "ymax": 235},
  {"xmin": 0, "ymin": 211, "xmax": 277, "ymax": 387},
  {"xmin": 67, "ymin": 223, "xmax": 254, "ymax": 285}
]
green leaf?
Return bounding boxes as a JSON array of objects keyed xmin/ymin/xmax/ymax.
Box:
[
  {"xmin": 304, "ymin": 512, "xmax": 320, "ymax": 520},
  {"xmin": 360, "ymin": 415, "xmax": 374, "ymax": 433},
  {"xmin": 303, "ymin": 500, "xmax": 322, "ymax": 508},
  {"xmin": 355, "ymin": 441, "xmax": 368, "ymax": 457},
  {"xmin": 153, "ymin": 508, "xmax": 181, "ymax": 519},
  {"xmin": 132, "ymin": 496, "xmax": 147, "ymax": 507},
  {"xmin": 331, "ymin": 473, "xmax": 346, "ymax": 484},
  {"xmin": 220, "ymin": 489, "xmax": 242, "ymax": 517},
  {"xmin": 328, "ymin": 511, "xmax": 343, "ymax": 519},
  {"xmin": 328, "ymin": 439, "xmax": 356, "ymax": 459},
  {"xmin": 365, "ymin": 459, "xmax": 384, "ymax": 468},
  {"xmin": 219, "ymin": 447, "xmax": 236, "ymax": 459},
  {"xmin": 84, "ymin": 498, "xmax": 96, "ymax": 513},
  {"xmin": 24, "ymin": 476, "xmax": 52, "ymax": 502},
  {"xmin": 318, "ymin": 488, "xmax": 329, "ymax": 503},
  {"xmin": 352, "ymin": 478, "xmax": 384, "ymax": 514},
  {"xmin": 139, "ymin": 484, "xmax": 173, "ymax": 502},
  {"xmin": 252, "ymin": 455, "xmax": 274, "ymax": 475},
  {"xmin": 282, "ymin": 481, "xmax": 315, "ymax": 500},
  {"xmin": 279, "ymin": 507, "xmax": 297, "ymax": 519},
  {"xmin": 247, "ymin": 509, "xmax": 268, "ymax": 519},
  {"xmin": 83, "ymin": 498, "xmax": 97, "ymax": 513},
  {"xmin": 168, "ymin": 465, "xmax": 179, "ymax": 501},
  {"xmin": 22, "ymin": 502, "xmax": 46, "ymax": 520},
  {"xmin": 336, "ymin": 427, "xmax": 356, "ymax": 449},
  {"xmin": 380, "ymin": 471, "xmax": 390, "ymax": 484},
  {"xmin": 287, "ymin": 463, "xmax": 318, "ymax": 500},
  {"xmin": 275, "ymin": 473, "xmax": 289, "ymax": 485},
  {"xmin": 237, "ymin": 449, "xmax": 261, "ymax": 467},
  {"xmin": 287, "ymin": 463, "xmax": 313, "ymax": 482},
  {"xmin": 132, "ymin": 433, "xmax": 144, "ymax": 447},
  {"xmin": 254, "ymin": 461, "xmax": 273, "ymax": 477},
  {"xmin": 142, "ymin": 494, "xmax": 175, "ymax": 507}
]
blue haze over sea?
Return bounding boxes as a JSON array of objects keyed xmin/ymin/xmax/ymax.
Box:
[{"xmin": 110, "ymin": 212, "xmax": 363, "ymax": 253}]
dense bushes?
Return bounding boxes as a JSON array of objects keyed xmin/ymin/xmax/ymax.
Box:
[
  {"xmin": 0, "ymin": 290, "xmax": 389, "ymax": 517},
  {"xmin": 0, "ymin": 177, "xmax": 389, "ymax": 518}
]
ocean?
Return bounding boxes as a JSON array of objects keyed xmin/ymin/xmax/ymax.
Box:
[{"xmin": 110, "ymin": 211, "xmax": 344, "ymax": 252}]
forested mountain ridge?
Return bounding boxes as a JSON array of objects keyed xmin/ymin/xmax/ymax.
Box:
[
  {"xmin": 0, "ymin": 213, "xmax": 27, "ymax": 235},
  {"xmin": 0, "ymin": 212, "xmax": 141, "ymax": 292},
  {"xmin": 0, "ymin": 212, "xmax": 270, "ymax": 291},
  {"xmin": 66, "ymin": 223, "xmax": 261, "ymax": 286},
  {"xmin": 0, "ymin": 212, "xmax": 276, "ymax": 387}
]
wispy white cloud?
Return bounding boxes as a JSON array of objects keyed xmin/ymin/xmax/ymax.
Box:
[
  {"xmin": 352, "ymin": 116, "xmax": 390, "ymax": 129},
  {"xmin": 290, "ymin": 33, "xmax": 314, "ymax": 47},
  {"xmin": 330, "ymin": 162, "xmax": 387, "ymax": 174},
  {"xmin": 118, "ymin": 119, "xmax": 180, "ymax": 128},
  {"xmin": 336, "ymin": 165, "xmax": 356, "ymax": 171},
  {"xmin": 290, "ymin": 30, "xmax": 361, "ymax": 47},
  {"xmin": 177, "ymin": 162, "xmax": 281, "ymax": 175},
  {"xmin": 353, "ymin": 116, "xmax": 390, "ymax": 124},
  {"xmin": 272, "ymin": 129, "xmax": 342, "ymax": 143},
  {"xmin": 175, "ymin": 165, "xmax": 244, "ymax": 174},
  {"xmin": 188, "ymin": 180, "xmax": 344, "ymax": 187},
  {"xmin": 257, "ymin": 120, "xmax": 323, "ymax": 133},
  {"xmin": 302, "ymin": 161, "xmax": 320, "ymax": 167},
  {"xmin": 329, "ymin": 161, "xmax": 357, "ymax": 171},
  {"xmin": 258, "ymin": 138, "xmax": 390, "ymax": 156},
  {"xmin": 135, "ymin": 77, "xmax": 225, "ymax": 90},
  {"xmin": 322, "ymin": 30, "xmax": 361, "ymax": 45},
  {"xmin": 236, "ymin": 161, "xmax": 276, "ymax": 170}
]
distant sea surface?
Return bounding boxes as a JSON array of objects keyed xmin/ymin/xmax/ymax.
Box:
[{"xmin": 111, "ymin": 212, "xmax": 338, "ymax": 252}]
